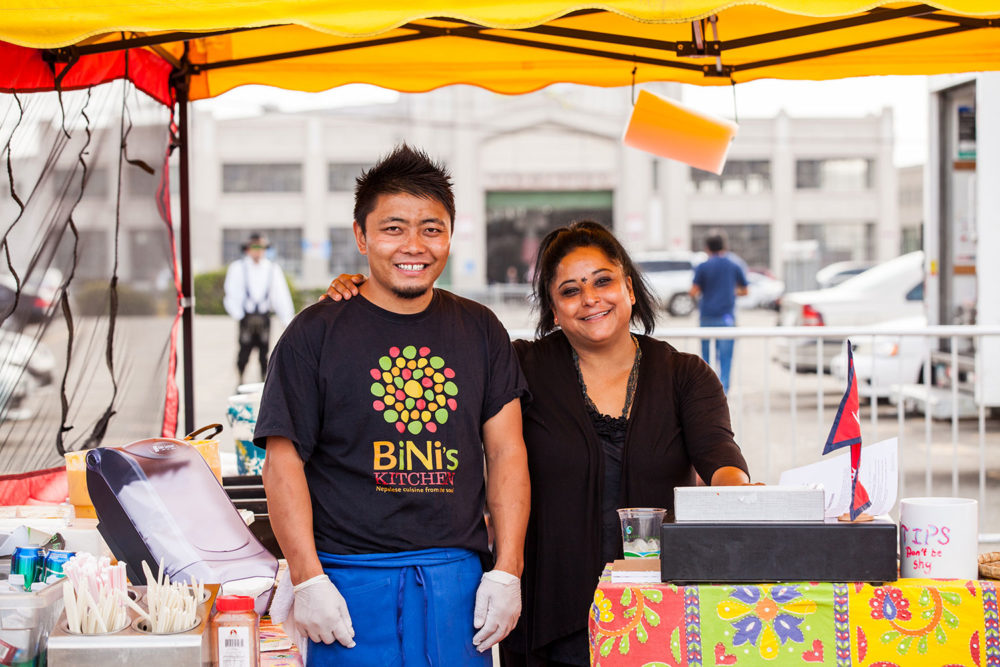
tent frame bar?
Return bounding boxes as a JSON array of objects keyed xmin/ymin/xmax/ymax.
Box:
[
  {"xmin": 460, "ymin": 3, "xmax": 937, "ymax": 53},
  {"xmin": 38, "ymin": 4, "xmax": 998, "ymax": 83},
  {"xmin": 737, "ymin": 22, "xmax": 975, "ymax": 72},
  {"xmin": 722, "ymin": 4, "xmax": 940, "ymax": 49},
  {"xmin": 422, "ymin": 24, "xmax": 703, "ymax": 72},
  {"xmin": 188, "ymin": 22, "xmax": 704, "ymax": 74},
  {"xmin": 189, "ymin": 8, "xmax": 996, "ymax": 79},
  {"xmin": 190, "ymin": 32, "xmax": 431, "ymax": 73},
  {"xmin": 48, "ymin": 26, "xmax": 270, "ymax": 59},
  {"xmin": 171, "ymin": 49, "xmax": 196, "ymax": 435}
]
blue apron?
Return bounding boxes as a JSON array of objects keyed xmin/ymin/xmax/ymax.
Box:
[{"xmin": 307, "ymin": 548, "xmax": 492, "ymax": 667}]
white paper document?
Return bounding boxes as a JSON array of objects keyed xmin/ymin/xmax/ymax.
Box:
[{"xmin": 778, "ymin": 437, "xmax": 898, "ymax": 517}]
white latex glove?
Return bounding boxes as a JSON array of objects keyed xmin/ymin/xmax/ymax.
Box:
[
  {"xmin": 472, "ymin": 569, "xmax": 521, "ymax": 652},
  {"xmin": 270, "ymin": 573, "xmax": 308, "ymax": 664},
  {"xmin": 292, "ymin": 574, "xmax": 356, "ymax": 648}
]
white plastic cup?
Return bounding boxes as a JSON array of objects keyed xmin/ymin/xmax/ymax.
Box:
[
  {"xmin": 899, "ymin": 497, "xmax": 978, "ymax": 579},
  {"xmin": 617, "ymin": 508, "xmax": 667, "ymax": 558}
]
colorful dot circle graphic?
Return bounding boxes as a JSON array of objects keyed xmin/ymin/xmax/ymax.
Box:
[{"xmin": 370, "ymin": 345, "xmax": 458, "ymax": 435}]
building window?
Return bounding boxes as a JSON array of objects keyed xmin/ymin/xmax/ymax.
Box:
[
  {"xmin": 796, "ymin": 221, "xmax": 875, "ymax": 266},
  {"xmin": 222, "ymin": 164, "xmax": 302, "ymax": 193},
  {"xmin": 328, "ymin": 227, "xmax": 367, "ymax": 276},
  {"xmin": 691, "ymin": 223, "xmax": 772, "ymax": 270},
  {"xmin": 128, "ymin": 228, "xmax": 172, "ymax": 283},
  {"xmin": 51, "ymin": 167, "xmax": 110, "ymax": 198},
  {"xmin": 485, "ymin": 190, "xmax": 613, "ymax": 284},
  {"xmin": 328, "ymin": 163, "xmax": 369, "ymax": 192},
  {"xmin": 125, "ymin": 163, "xmax": 161, "ymax": 198},
  {"xmin": 795, "ymin": 158, "xmax": 874, "ymax": 190},
  {"xmin": 901, "ymin": 226, "xmax": 922, "ymax": 254},
  {"xmin": 690, "ymin": 160, "xmax": 771, "ymax": 195},
  {"xmin": 54, "ymin": 229, "xmax": 110, "ymax": 281},
  {"xmin": 222, "ymin": 228, "xmax": 304, "ymax": 276}
]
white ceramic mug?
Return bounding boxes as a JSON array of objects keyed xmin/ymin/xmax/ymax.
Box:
[{"xmin": 899, "ymin": 497, "xmax": 978, "ymax": 579}]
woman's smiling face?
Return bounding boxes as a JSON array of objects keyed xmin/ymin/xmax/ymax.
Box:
[{"xmin": 549, "ymin": 245, "xmax": 635, "ymax": 347}]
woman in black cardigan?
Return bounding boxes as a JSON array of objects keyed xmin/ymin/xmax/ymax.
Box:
[
  {"xmin": 323, "ymin": 221, "xmax": 751, "ymax": 666},
  {"xmin": 500, "ymin": 221, "xmax": 750, "ymax": 667}
]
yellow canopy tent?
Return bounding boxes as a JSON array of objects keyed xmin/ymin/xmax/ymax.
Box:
[
  {"xmin": 2, "ymin": 0, "xmax": 998, "ymax": 431},
  {"xmin": 2, "ymin": 1, "xmax": 999, "ymax": 101}
]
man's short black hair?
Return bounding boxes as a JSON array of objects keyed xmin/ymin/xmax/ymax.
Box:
[
  {"xmin": 353, "ymin": 145, "xmax": 455, "ymax": 233},
  {"xmin": 705, "ymin": 231, "xmax": 727, "ymax": 253}
]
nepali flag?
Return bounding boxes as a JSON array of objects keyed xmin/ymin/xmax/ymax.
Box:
[{"xmin": 823, "ymin": 341, "xmax": 871, "ymax": 520}]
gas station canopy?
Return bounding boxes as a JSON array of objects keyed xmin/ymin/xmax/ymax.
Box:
[{"xmin": 2, "ymin": 1, "xmax": 999, "ymax": 104}]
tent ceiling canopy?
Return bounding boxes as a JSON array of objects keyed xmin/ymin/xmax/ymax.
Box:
[{"xmin": 2, "ymin": 1, "xmax": 1000, "ymax": 99}]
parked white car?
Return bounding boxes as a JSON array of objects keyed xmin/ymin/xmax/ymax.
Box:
[
  {"xmin": 829, "ymin": 316, "xmax": 931, "ymax": 398},
  {"xmin": 635, "ymin": 252, "xmax": 705, "ymax": 317},
  {"xmin": 815, "ymin": 260, "xmax": 873, "ymax": 289},
  {"xmin": 775, "ymin": 251, "xmax": 925, "ymax": 372},
  {"xmin": 738, "ymin": 270, "xmax": 784, "ymax": 311}
]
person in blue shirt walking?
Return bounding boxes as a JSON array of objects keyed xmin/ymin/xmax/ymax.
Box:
[{"xmin": 689, "ymin": 232, "xmax": 748, "ymax": 393}]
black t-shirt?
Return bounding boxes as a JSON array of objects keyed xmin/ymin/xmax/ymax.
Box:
[{"xmin": 254, "ymin": 289, "xmax": 527, "ymax": 556}]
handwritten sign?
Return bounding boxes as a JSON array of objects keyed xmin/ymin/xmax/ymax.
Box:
[{"xmin": 899, "ymin": 497, "xmax": 977, "ymax": 579}]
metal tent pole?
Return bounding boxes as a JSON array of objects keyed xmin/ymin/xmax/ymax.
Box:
[{"xmin": 175, "ymin": 65, "xmax": 196, "ymax": 435}]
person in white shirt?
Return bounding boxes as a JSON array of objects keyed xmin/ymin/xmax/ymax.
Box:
[{"xmin": 223, "ymin": 233, "xmax": 295, "ymax": 384}]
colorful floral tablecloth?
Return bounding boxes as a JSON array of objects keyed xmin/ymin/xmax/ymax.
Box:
[{"xmin": 589, "ymin": 578, "xmax": 1000, "ymax": 666}]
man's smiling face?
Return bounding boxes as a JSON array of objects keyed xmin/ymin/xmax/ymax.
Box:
[{"xmin": 354, "ymin": 192, "xmax": 452, "ymax": 314}]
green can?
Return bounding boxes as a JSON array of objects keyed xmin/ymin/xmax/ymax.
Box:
[
  {"xmin": 10, "ymin": 546, "xmax": 44, "ymax": 590},
  {"xmin": 43, "ymin": 549, "xmax": 75, "ymax": 580}
]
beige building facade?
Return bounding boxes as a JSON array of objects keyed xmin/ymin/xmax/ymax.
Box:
[{"xmin": 177, "ymin": 84, "xmax": 901, "ymax": 290}]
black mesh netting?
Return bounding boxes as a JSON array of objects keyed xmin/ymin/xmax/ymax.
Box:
[{"xmin": 0, "ymin": 80, "xmax": 179, "ymax": 473}]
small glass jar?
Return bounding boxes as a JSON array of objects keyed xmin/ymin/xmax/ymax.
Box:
[{"xmin": 211, "ymin": 594, "xmax": 260, "ymax": 667}]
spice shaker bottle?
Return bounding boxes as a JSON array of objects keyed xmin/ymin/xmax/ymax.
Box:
[{"xmin": 211, "ymin": 594, "xmax": 260, "ymax": 667}]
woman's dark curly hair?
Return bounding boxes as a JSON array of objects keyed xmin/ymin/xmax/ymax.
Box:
[{"xmin": 531, "ymin": 220, "xmax": 658, "ymax": 338}]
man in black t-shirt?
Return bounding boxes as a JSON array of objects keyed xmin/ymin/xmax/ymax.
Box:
[{"xmin": 256, "ymin": 145, "xmax": 530, "ymax": 666}]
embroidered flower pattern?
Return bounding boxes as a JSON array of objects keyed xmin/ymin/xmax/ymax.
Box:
[
  {"xmin": 590, "ymin": 587, "xmax": 663, "ymax": 661},
  {"xmin": 873, "ymin": 586, "xmax": 961, "ymax": 656},
  {"xmin": 717, "ymin": 585, "xmax": 818, "ymax": 660},
  {"xmin": 593, "ymin": 589, "xmax": 615, "ymax": 623},
  {"xmin": 870, "ymin": 586, "xmax": 912, "ymax": 622}
]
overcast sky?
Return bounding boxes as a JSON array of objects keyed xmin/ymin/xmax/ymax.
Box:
[
  {"xmin": 199, "ymin": 75, "xmax": 929, "ymax": 167},
  {"xmin": 680, "ymin": 75, "xmax": 929, "ymax": 167}
]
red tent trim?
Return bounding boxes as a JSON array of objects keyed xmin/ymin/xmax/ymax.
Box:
[
  {"xmin": 0, "ymin": 466, "xmax": 69, "ymax": 505},
  {"xmin": 0, "ymin": 42, "xmax": 174, "ymax": 107}
]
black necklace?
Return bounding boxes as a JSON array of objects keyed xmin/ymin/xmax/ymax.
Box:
[{"xmin": 572, "ymin": 334, "xmax": 642, "ymax": 420}]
